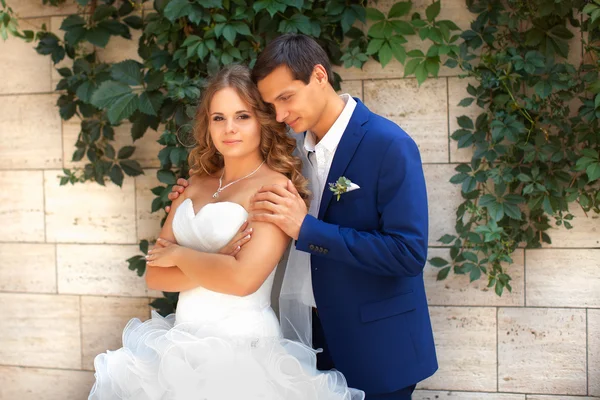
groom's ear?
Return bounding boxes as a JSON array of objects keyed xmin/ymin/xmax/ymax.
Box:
[{"xmin": 312, "ymin": 64, "xmax": 328, "ymax": 85}]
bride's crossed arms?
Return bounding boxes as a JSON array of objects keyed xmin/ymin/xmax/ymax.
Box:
[{"xmin": 144, "ymin": 170, "xmax": 293, "ymax": 296}]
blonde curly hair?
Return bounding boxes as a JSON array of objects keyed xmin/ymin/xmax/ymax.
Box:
[{"xmin": 188, "ymin": 64, "xmax": 310, "ymax": 206}]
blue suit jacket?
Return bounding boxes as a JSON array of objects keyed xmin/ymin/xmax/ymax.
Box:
[{"xmin": 296, "ymin": 99, "xmax": 438, "ymax": 394}]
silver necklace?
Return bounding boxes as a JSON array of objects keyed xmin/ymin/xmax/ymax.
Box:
[{"xmin": 213, "ymin": 160, "xmax": 266, "ymax": 198}]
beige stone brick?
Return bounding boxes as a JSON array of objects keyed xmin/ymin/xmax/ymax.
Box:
[
  {"xmin": 448, "ymin": 76, "xmax": 480, "ymax": 163},
  {"xmin": 81, "ymin": 295, "xmax": 150, "ymax": 370},
  {"xmin": 9, "ymin": 0, "xmax": 79, "ymax": 18},
  {"xmin": 0, "ymin": 293, "xmax": 80, "ymax": 369},
  {"xmin": 339, "ymin": 80, "xmax": 363, "ymax": 101},
  {"xmin": 590, "ymin": 309, "xmax": 600, "ymax": 396},
  {"xmin": 414, "ymin": 391, "xmax": 525, "ymax": 400},
  {"xmin": 423, "ymin": 164, "xmax": 463, "ymax": 247},
  {"xmin": 0, "ymin": 94, "xmax": 62, "ymax": 169},
  {"xmin": 0, "ymin": 366, "xmax": 95, "ymax": 400},
  {"xmin": 528, "ymin": 396, "xmax": 600, "ymax": 400},
  {"xmin": 0, "ymin": 243, "xmax": 56, "ymax": 293},
  {"xmin": 526, "ymin": 249, "xmax": 600, "ymax": 308},
  {"xmin": 498, "ymin": 308, "xmax": 587, "ymax": 394},
  {"xmin": 56, "ymin": 244, "xmax": 149, "ymax": 297},
  {"xmin": 0, "ymin": 170, "xmax": 45, "ymax": 242},
  {"xmin": 44, "ymin": 170, "xmax": 137, "ymax": 243},
  {"xmin": 425, "ymin": 248, "xmax": 524, "ymax": 307},
  {"xmin": 62, "ymin": 120, "xmax": 162, "ymax": 169},
  {"xmin": 364, "ymin": 78, "xmax": 448, "ymax": 163},
  {"xmin": 136, "ymin": 169, "xmax": 164, "ymax": 242},
  {"xmin": 419, "ymin": 306, "xmax": 497, "ymax": 391},
  {"xmin": 544, "ymin": 207, "xmax": 600, "ymax": 248},
  {"xmin": 0, "ymin": 18, "xmax": 50, "ymax": 94}
]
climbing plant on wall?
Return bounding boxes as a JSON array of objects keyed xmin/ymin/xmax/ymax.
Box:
[
  {"xmin": 2, "ymin": 0, "xmax": 460, "ymax": 314},
  {"xmin": 429, "ymin": 0, "xmax": 600, "ymax": 295},
  {"xmin": 3, "ymin": 0, "xmax": 598, "ymax": 307}
]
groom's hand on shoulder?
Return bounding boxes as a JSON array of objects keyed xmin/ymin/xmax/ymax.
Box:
[
  {"xmin": 165, "ymin": 178, "xmax": 190, "ymax": 213},
  {"xmin": 249, "ymin": 180, "xmax": 307, "ymax": 240}
]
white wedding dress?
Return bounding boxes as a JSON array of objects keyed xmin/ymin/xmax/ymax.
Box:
[{"xmin": 88, "ymin": 199, "xmax": 364, "ymax": 400}]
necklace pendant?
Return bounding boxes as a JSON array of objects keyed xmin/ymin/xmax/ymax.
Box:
[{"xmin": 212, "ymin": 191, "xmax": 219, "ymax": 199}]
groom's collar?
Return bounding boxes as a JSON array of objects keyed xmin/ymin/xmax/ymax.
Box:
[
  {"xmin": 296, "ymin": 96, "xmax": 370, "ymax": 149},
  {"xmin": 304, "ymin": 94, "xmax": 356, "ymax": 154}
]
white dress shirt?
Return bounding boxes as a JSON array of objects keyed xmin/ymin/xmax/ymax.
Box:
[
  {"xmin": 284, "ymin": 94, "xmax": 357, "ymax": 309},
  {"xmin": 303, "ymin": 94, "xmax": 357, "ymax": 218}
]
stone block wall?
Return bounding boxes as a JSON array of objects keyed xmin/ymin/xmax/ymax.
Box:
[{"xmin": 0, "ymin": 1, "xmax": 598, "ymax": 399}]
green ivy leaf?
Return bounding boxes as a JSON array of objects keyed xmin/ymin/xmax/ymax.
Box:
[
  {"xmin": 85, "ymin": 27, "xmax": 112, "ymax": 47},
  {"xmin": 140, "ymin": 239, "xmax": 149, "ymax": 254},
  {"xmin": 93, "ymin": 5, "xmax": 117, "ymax": 21},
  {"xmin": 123, "ymin": 15, "xmax": 143, "ymax": 30},
  {"xmin": 414, "ymin": 61, "xmax": 428, "ymax": 84},
  {"xmin": 437, "ymin": 266, "xmax": 451, "ymax": 280},
  {"xmin": 378, "ymin": 43, "xmax": 392, "ymax": 67},
  {"xmin": 457, "ymin": 115, "xmax": 474, "ymax": 129},
  {"xmin": 74, "ymin": 81, "xmax": 96, "ymax": 103},
  {"xmin": 164, "ymin": 0, "xmax": 192, "ymax": 22},
  {"xmin": 429, "ymin": 257, "xmax": 449, "ymax": 267},
  {"xmin": 366, "ymin": 38, "xmax": 384, "ymax": 55},
  {"xmin": 388, "ymin": 1, "xmax": 412, "ymax": 19},
  {"xmin": 139, "ymin": 91, "xmax": 165, "ymax": 116},
  {"xmin": 222, "ymin": 24, "xmax": 237, "ymax": 45},
  {"xmin": 253, "ymin": 0, "xmax": 287, "ymax": 18},
  {"xmin": 90, "ymin": 81, "xmax": 127, "ymax": 105},
  {"xmin": 438, "ymin": 234, "xmax": 456, "ymax": 244},
  {"xmin": 390, "ymin": 20, "xmax": 414, "ymax": 35},
  {"xmin": 461, "ymin": 176, "xmax": 477, "ymax": 193},
  {"xmin": 35, "ymin": 33, "xmax": 66, "ymax": 64},
  {"xmin": 469, "ymin": 266, "xmax": 481, "ymax": 282},
  {"xmin": 158, "ymin": 169, "xmax": 177, "ymax": 185},
  {"xmin": 389, "ymin": 37, "xmax": 407, "ymax": 63},
  {"xmin": 425, "ymin": 1, "xmax": 441, "ymax": 22},
  {"xmin": 111, "ymin": 60, "xmax": 144, "ymax": 86},
  {"xmin": 120, "ymin": 159, "xmax": 144, "ymax": 177},
  {"xmin": 109, "ymin": 164, "xmax": 124, "ymax": 187},
  {"xmin": 534, "ymin": 80, "xmax": 552, "ymax": 98},
  {"xmin": 587, "ymin": 162, "xmax": 600, "ymax": 182},
  {"xmin": 403, "ymin": 58, "xmax": 420, "ymax": 76},
  {"xmin": 366, "ymin": 7, "xmax": 385, "ymax": 21},
  {"xmin": 458, "ymin": 97, "xmax": 474, "ymax": 107},
  {"xmin": 107, "ymin": 92, "xmax": 140, "ymax": 124},
  {"xmin": 118, "ymin": 146, "xmax": 135, "ymax": 159}
]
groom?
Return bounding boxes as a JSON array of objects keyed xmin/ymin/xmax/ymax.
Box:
[{"xmin": 169, "ymin": 34, "xmax": 437, "ymax": 399}]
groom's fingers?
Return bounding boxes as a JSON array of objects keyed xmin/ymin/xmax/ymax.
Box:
[
  {"xmin": 256, "ymin": 184, "xmax": 292, "ymax": 198},
  {"xmin": 249, "ymin": 212, "xmax": 282, "ymax": 225},
  {"xmin": 251, "ymin": 200, "xmax": 278, "ymax": 214},
  {"xmin": 286, "ymin": 180, "xmax": 301, "ymax": 197},
  {"xmin": 251, "ymin": 190, "xmax": 281, "ymax": 205}
]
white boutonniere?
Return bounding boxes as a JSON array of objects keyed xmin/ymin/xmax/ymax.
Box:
[{"xmin": 328, "ymin": 177, "xmax": 360, "ymax": 201}]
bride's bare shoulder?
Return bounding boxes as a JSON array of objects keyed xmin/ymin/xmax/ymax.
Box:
[
  {"xmin": 256, "ymin": 167, "xmax": 289, "ymax": 188},
  {"xmin": 188, "ymin": 172, "xmax": 217, "ymax": 188}
]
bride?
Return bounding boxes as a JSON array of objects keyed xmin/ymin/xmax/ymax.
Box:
[{"xmin": 88, "ymin": 64, "xmax": 364, "ymax": 400}]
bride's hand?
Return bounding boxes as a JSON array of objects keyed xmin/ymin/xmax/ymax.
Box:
[
  {"xmin": 218, "ymin": 221, "xmax": 253, "ymax": 257},
  {"xmin": 145, "ymin": 238, "xmax": 181, "ymax": 268}
]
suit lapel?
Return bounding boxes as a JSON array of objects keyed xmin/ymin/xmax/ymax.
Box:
[{"xmin": 317, "ymin": 99, "xmax": 370, "ymax": 220}]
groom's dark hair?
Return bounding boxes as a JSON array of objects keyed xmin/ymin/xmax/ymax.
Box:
[{"xmin": 251, "ymin": 33, "xmax": 334, "ymax": 86}]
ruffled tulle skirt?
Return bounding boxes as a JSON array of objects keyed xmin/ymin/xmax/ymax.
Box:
[{"xmin": 88, "ymin": 311, "xmax": 364, "ymax": 400}]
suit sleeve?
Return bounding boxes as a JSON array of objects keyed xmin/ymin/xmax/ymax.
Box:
[{"xmin": 295, "ymin": 134, "xmax": 429, "ymax": 277}]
